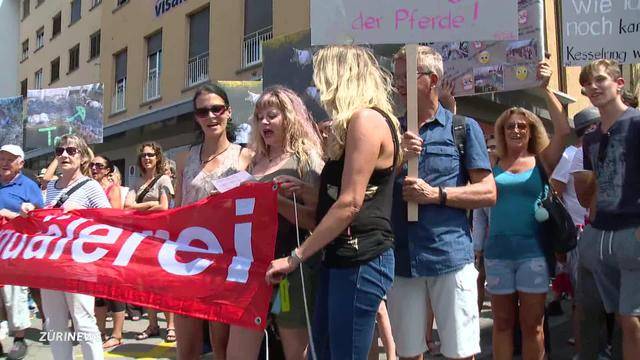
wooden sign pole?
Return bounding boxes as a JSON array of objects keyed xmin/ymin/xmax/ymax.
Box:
[{"xmin": 406, "ymin": 44, "xmax": 419, "ymax": 222}]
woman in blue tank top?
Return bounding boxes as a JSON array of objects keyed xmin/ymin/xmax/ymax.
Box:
[{"xmin": 485, "ymin": 61, "xmax": 571, "ymax": 359}]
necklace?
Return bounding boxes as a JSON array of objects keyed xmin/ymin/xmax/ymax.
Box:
[
  {"xmin": 267, "ymin": 151, "xmax": 291, "ymax": 164},
  {"xmin": 200, "ymin": 144, "xmax": 231, "ymax": 165}
]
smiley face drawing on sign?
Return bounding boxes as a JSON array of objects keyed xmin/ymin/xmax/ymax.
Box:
[
  {"xmin": 477, "ymin": 51, "xmax": 491, "ymax": 64},
  {"xmin": 518, "ymin": 10, "xmax": 528, "ymax": 25},
  {"xmin": 462, "ymin": 73, "xmax": 474, "ymax": 92},
  {"xmin": 515, "ymin": 66, "xmax": 529, "ymax": 81}
]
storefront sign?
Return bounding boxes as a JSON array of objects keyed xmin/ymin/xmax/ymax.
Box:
[{"xmin": 155, "ymin": 0, "xmax": 187, "ymax": 17}]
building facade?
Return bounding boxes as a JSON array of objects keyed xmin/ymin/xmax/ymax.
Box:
[
  {"xmin": 18, "ymin": 0, "xmax": 640, "ymax": 182},
  {"xmin": 0, "ymin": 0, "xmax": 20, "ymax": 98}
]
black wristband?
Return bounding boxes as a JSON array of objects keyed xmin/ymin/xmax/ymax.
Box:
[{"xmin": 439, "ymin": 186, "xmax": 447, "ymax": 206}]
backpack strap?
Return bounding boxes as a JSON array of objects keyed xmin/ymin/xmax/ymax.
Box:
[
  {"xmin": 53, "ymin": 179, "xmax": 92, "ymax": 209},
  {"xmin": 451, "ymin": 114, "xmax": 468, "ymax": 179}
]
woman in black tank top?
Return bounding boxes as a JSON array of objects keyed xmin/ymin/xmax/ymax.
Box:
[{"xmin": 265, "ymin": 45, "xmax": 402, "ymax": 359}]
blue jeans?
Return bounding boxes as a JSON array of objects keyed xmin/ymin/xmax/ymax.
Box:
[{"xmin": 310, "ymin": 248, "xmax": 394, "ymax": 360}]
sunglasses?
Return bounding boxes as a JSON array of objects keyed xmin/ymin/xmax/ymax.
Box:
[
  {"xmin": 194, "ymin": 105, "xmax": 228, "ymax": 118},
  {"xmin": 505, "ymin": 123, "xmax": 529, "ymax": 131},
  {"xmin": 55, "ymin": 146, "xmax": 79, "ymax": 156},
  {"xmin": 140, "ymin": 152, "xmax": 156, "ymax": 158},
  {"xmin": 89, "ymin": 162, "xmax": 106, "ymax": 169}
]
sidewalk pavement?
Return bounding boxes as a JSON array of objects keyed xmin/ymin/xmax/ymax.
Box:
[{"xmin": 1, "ymin": 298, "xmax": 577, "ymax": 359}]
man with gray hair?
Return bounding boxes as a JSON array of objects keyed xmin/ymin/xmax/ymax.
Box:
[
  {"xmin": 388, "ymin": 45, "xmax": 496, "ymax": 360},
  {"xmin": 0, "ymin": 144, "xmax": 44, "ymax": 359}
]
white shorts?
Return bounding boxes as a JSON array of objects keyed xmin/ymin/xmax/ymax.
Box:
[{"xmin": 387, "ymin": 263, "xmax": 480, "ymax": 359}]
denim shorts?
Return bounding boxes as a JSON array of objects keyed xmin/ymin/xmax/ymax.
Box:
[{"xmin": 484, "ymin": 257, "xmax": 550, "ymax": 295}]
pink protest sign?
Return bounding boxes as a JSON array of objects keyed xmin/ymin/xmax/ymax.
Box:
[{"xmin": 311, "ymin": 0, "xmax": 518, "ymax": 45}]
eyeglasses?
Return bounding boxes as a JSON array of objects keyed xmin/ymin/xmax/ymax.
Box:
[
  {"xmin": 89, "ymin": 162, "xmax": 106, "ymax": 169},
  {"xmin": 140, "ymin": 152, "xmax": 156, "ymax": 158},
  {"xmin": 55, "ymin": 146, "xmax": 79, "ymax": 156},
  {"xmin": 505, "ymin": 123, "xmax": 529, "ymax": 131},
  {"xmin": 194, "ymin": 105, "xmax": 228, "ymax": 118},
  {"xmin": 392, "ymin": 71, "xmax": 434, "ymax": 85}
]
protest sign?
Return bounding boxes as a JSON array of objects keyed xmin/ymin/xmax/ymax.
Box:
[
  {"xmin": 561, "ymin": 0, "xmax": 640, "ymax": 66},
  {"xmin": 0, "ymin": 183, "xmax": 277, "ymax": 330},
  {"xmin": 263, "ymin": 30, "xmax": 329, "ymax": 122},
  {"xmin": 430, "ymin": 0, "xmax": 545, "ymax": 96},
  {"xmin": 311, "ymin": 0, "xmax": 518, "ymax": 45},
  {"xmin": 0, "ymin": 97, "xmax": 24, "ymax": 147},
  {"xmin": 26, "ymin": 83, "xmax": 103, "ymax": 149},
  {"xmin": 217, "ymin": 81, "xmax": 262, "ymax": 144}
]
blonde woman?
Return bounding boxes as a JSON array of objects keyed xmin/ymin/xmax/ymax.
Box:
[
  {"xmin": 249, "ymin": 86, "xmax": 324, "ymax": 359},
  {"xmin": 21, "ymin": 135, "xmax": 108, "ymax": 360},
  {"xmin": 485, "ymin": 62, "xmax": 571, "ymax": 359},
  {"xmin": 266, "ymin": 45, "xmax": 402, "ymax": 359}
]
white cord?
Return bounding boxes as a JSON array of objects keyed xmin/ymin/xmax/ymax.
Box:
[
  {"xmin": 292, "ymin": 192, "xmax": 317, "ymax": 360},
  {"xmin": 264, "ymin": 329, "xmax": 269, "ymax": 360}
]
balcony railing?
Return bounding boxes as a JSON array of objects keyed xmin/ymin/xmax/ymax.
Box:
[
  {"xmin": 144, "ymin": 69, "xmax": 161, "ymax": 102},
  {"xmin": 112, "ymin": 79, "xmax": 126, "ymax": 113},
  {"xmin": 186, "ymin": 52, "xmax": 209, "ymax": 87},
  {"xmin": 242, "ymin": 26, "xmax": 273, "ymax": 69}
]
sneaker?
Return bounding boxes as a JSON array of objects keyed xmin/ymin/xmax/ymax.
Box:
[{"xmin": 7, "ymin": 339, "xmax": 28, "ymax": 360}]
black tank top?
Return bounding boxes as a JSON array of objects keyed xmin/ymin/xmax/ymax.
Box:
[{"xmin": 316, "ymin": 108, "xmax": 398, "ymax": 268}]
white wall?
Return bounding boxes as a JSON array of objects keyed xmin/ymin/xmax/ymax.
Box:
[{"xmin": 0, "ymin": 0, "xmax": 20, "ymax": 97}]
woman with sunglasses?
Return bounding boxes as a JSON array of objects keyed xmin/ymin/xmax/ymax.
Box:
[
  {"xmin": 124, "ymin": 142, "xmax": 176, "ymax": 343},
  {"xmin": 485, "ymin": 61, "xmax": 571, "ymax": 359},
  {"xmin": 21, "ymin": 135, "xmax": 109, "ymax": 360},
  {"xmin": 88, "ymin": 155, "xmax": 127, "ymax": 349},
  {"xmin": 173, "ymin": 83, "xmax": 253, "ymax": 360},
  {"xmin": 247, "ymin": 86, "xmax": 324, "ymax": 359}
]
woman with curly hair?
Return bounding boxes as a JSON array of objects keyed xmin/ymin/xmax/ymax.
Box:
[{"xmin": 247, "ymin": 85, "xmax": 324, "ymax": 359}]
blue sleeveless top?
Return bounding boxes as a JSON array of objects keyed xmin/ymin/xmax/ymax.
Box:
[{"xmin": 485, "ymin": 164, "xmax": 546, "ymax": 260}]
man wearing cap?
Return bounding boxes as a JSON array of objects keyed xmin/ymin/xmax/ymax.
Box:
[{"xmin": 0, "ymin": 144, "xmax": 43, "ymax": 360}]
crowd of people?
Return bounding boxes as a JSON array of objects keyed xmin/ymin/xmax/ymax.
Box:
[{"xmin": 0, "ymin": 45, "xmax": 639, "ymax": 360}]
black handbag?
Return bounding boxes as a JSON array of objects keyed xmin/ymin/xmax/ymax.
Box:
[{"xmin": 535, "ymin": 157, "xmax": 578, "ymax": 255}]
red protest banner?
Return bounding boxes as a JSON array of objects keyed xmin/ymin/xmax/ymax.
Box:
[{"xmin": 0, "ymin": 183, "xmax": 278, "ymax": 330}]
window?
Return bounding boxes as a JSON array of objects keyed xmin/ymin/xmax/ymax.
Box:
[
  {"xmin": 36, "ymin": 27, "xmax": 45, "ymax": 50},
  {"xmin": 21, "ymin": 40, "xmax": 29, "ymax": 61},
  {"xmin": 91, "ymin": 0, "xmax": 102, "ymax": 8},
  {"xmin": 34, "ymin": 69, "xmax": 43, "ymax": 89},
  {"xmin": 52, "ymin": 12, "xmax": 62, "ymax": 38},
  {"xmin": 113, "ymin": 50, "xmax": 127, "ymax": 112},
  {"xmin": 50, "ymin": 57, "xmax": 60, "ymax": 83},
  {"xmin": 37, "ymin": 0, "xmax": 44, "ymax": 6},
  {"xmin": 186, "ymin": 8, "xmax": 210, "ymax": 87},
  {"xmin": 22, "ymin": 0, "xmax": 30, "ymax": 20},
  {"xmin": 242, "ymin": 0, "xmax": 273, "ymax": 68},
  {"xmin": 68, "ymin": 44, "xmax": 80, "ymax": 72},
  {"xmin": 70, "ymin": 0, "xmax": 81, "ymax": 24},
  {"xmin": 89, "ymin": 31, "xmax": 101, "ymax": 60},
  {"xmin": 20, "ymin": 80, "xmax": 28, "ymax": 98},
  {"xmin": 145, "ymin": 32, "xmax": 162, "ymax": 101},
  {"xmin": 116, "ymin": 0, "xmax": 128, "ymax": 7}
]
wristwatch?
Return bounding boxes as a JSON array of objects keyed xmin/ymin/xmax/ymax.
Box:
[
  {"xmin": 290, "ymin": 248, "xmax": 303, "ymax": 265},
  {"xmin": 438, "ymin": 186, "xmax": 448, "ymax": 206}
]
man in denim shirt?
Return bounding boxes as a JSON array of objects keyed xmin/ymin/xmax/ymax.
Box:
[{"xmin": 387, "ymin": 46, "xmax": 496, "ymax": 360}]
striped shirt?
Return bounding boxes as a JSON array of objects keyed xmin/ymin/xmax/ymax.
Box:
[{"xmin": 45, "ymin": 176, "xmax": 111, "ymax": 209}]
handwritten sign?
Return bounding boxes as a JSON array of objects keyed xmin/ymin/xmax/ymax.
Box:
[
  {"xmin": 561, "ymin": 0, "xmax": 640, "ymax": 66},
  {"xmin": 311, "ymin": 0, "xmax": 518, "ymax": 45},
  {"xmin": 26, "ymin": 84, "xmax": 103, "ymax": 149}
]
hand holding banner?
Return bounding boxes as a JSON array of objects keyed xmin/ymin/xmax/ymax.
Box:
[{"xmin": 0, "ymin": 183, "xmax": 278, "ymax": 330}]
